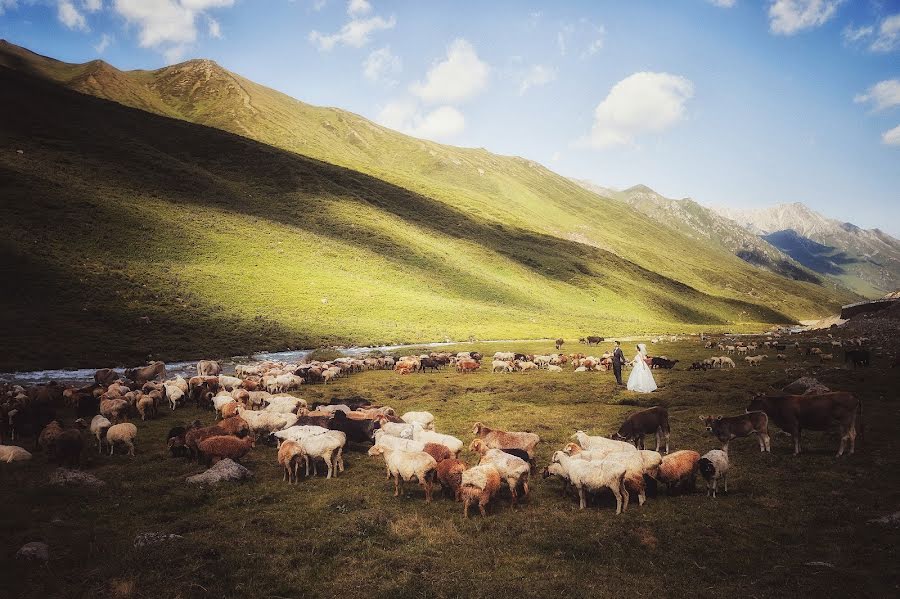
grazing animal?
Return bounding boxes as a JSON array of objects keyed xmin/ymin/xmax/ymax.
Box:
[
  {"xmin": 124, "ymin": 361, "xmax": 166, "ymax": 385},
  {"xmin": 700, "ymin": 412, "xmax": 770, "ymax": 453},
  {"xmin": 612, "ymin": 406, "xmax": 670, "ymax": 453},
  {"xmin": 698, "ymin": 450, "xmax": 729, "ymax": 498},
  {"xmin": 436, "ymin": 458, "xmax": 467, "ymax": 501},
  {"xmin": 472, "ymin": 422, "xmax": 540, "ymax": 461},
  {"xmin": 650, "ymin": 357, "xmax": 678, "ymax": 369},
  {"xmin": 544, "ymin": 451, "xmax": 627, "ymax": 513},
  {"xmin": 469, "ymin": 440, "xmax": 530, "ymax": 505},
  {"xmin": 555, "ymin": 338, "xmax": 565, "ymax": 350},
  {"xmin": 197, "ymin": 360, "xmax": 222, "ymax": 376},
  {"xmin": 746, "ymin": 392, "xmax": 862, "ymax": 456},
  {"xmin": 367, "ymin": 445, "xmax": 437, "ymax": 502},
  {"xmin": 844, "ymin": 349, "xmax": 870, "ymax": 368},
  {"xmin": 94, "ymin": 368, "xmax": 119, "ymax": 387},
  {"xmin": 656, "ymin": 450, "xmax": 700, "ymax": 494},
  {"xmin": 461, "ymin": 463, "xmax": 502, "ymax": 518},
  {"xmin": 198, "ymin": 435, "xmax": 254, "ymax": 464},
  {"xmin": 0, "ymin": 445, "xmax": 32, "ymax": 463},
  {"xmin": 106, "ymin": 423, "xmax": 138, "ymax": 456},
  {"xmin": 277, "ymin": 440, "xmax": 306, "ymax": 483},
  {"xmin": 586, "ymin": 336, "xmax": 604, "ymax": 345}
]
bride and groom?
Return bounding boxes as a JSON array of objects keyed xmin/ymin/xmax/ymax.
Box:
[{"xmin": 612, "ymin": 341, "xmax": 657, "ymax": 393}]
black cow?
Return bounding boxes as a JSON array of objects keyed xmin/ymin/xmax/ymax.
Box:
[
  {"xmin": 586, "ymin": 336, "xmax": 604, "ymax": 345},
  {"xmin": 612, "ymin": 406, "xmax": 670, "ymax": 453},
  {"xmin": 651, "ymin": 357, "xmax": 679, "ymax": 369},
  {"xmin": 328, "ymin": 411, "xmax": 379, "ymax": 445},
  {"xmin": 844, "ymin": 349, "xmax": 870, "ymax": 368}
]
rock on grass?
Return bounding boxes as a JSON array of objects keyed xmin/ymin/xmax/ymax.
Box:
[
  {"xmin": 49, "ymin": 468, "xmax": 105, "ymax": 488},
  {"xmin": 186, "ymin": 459, "xmax": 252, "ymax": 485},
  {"xmin": 16, "ymin": 542, "xmax": 49, "ymax": 562}
]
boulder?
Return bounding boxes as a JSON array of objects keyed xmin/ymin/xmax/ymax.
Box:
[
  {"xmin": 782, "ymin": 377, "xmax": 830, "ymax": 395},
  {"xmin": 133, "ymin": 532, "xmax": 184, "ymax": 548},
  {"xmin": 16, "ymin": 542, "xmax": 49, "ymax": 562},
  {"xmin": 48, "ymin": 468, "xmax": 105, "ymax": 488},
  {"xmin": 186, "ymin": 458, "xmax": 252, "ymax": 485}
]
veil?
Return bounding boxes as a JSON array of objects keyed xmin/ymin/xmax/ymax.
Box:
[{"xmin": 637, "ymin": 343, "xmax": 647, "ymax": 356}]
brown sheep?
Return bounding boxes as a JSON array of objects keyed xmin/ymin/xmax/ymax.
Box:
[
  {"xmin": 471, "ymin": 422, "xmax": 540, "ymax": 459},
  {"xmin": 220, "ymin": 401, "xmax": 240, "ymax": 420},
  {"xmin": 100, "ymin": 398, "xmax": 129, "ymax": 423},
  {"xmin": 461, "ymin": 463, "xmax": 502, "ymax": 518},
  {"xmin": 277, "ymin": 440, "xmax": 305, "ymax": 483},
  {"xmin": 657, "ymin": 450, "xmax": 700, "ymax": 494},
  {"xmin": 137, "ymin": 395, "xmax": 157, "ymax": 421},
  {"xmin": 423, "ymin": 442, "xmax": 451, "ymax": 463},
  {"xmin": 198, "ymin": 435, "xmax": 255, "ymax": 464},
  {"xmin": 218, "ymin": 416, "xmax": 250, "ymax": 437},
  {"xmin": 185, "ymin": 425, "xmax": 230, "ymax": 461},
  {"xmin": 436, "ymin": 458, "xmax": 467, "ymax": 501},
  {"xmin": 38, "ymin": 421, "xmax": 64, "ymax": 457}
]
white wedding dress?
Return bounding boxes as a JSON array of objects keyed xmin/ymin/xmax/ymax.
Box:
[{"xmin": 627, "ymin": 345, "xmax": 657, "ymax": 393}]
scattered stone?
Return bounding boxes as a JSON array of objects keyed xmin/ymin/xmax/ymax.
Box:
[
  {"xmin": 16, "ymin": 542, "xmax": 49, "ymax": 562},
  {"xmin": 133, "ymin": 532, "xmax": 184, "ymax": 548},
  {"xmin": 49, "ymin": 468, "xmax": 105, "ymax": 488},
  {"xmin": 782, "ymin": 377, "xmax": 830, "ymax": 395},
  {"xmin": 186, "ymin": 458, "xmax": 252, "ymax": 485},
  {"xmin": 868, "ymin": 512, "xmax": 900, "ymax": 527},
  {"xmin": 803, "ymin": 561, "xmax": 835, "ymax": 569}
]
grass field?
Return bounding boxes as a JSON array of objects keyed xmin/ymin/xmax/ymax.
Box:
[{"xmin": 2, "ymin": 337, "xmax": 897, "ymax": 599}]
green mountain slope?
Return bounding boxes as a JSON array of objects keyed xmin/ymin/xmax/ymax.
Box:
[{"xmin": 0, "ymin": 42, "xmax": 855, "ymax": 369}]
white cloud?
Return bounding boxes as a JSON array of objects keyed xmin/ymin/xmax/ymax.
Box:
[
  {"xmin": 347, "ymin": 0, "xmax": 370, "ymax": 17},
  {"xmin": 58, "ymin": 0, "xmax": 88, "ymax": 31},
  {"xmin": 557, "ymin": 23, "xmax": 574, "ymax": 56},
  {"xmin": 551, "ymin": 151, "xmax": 561, "ymax": 162},
  {"xmin": 163, "ymin": 44, "xmax": 187, "ymax": 63},
  {"xmin": 363, "ymin": 46, "xmax": 401, "ymax": 83},
  {"xmin": 410, "ymin": 39, "xmax": 489, "ymax": 104},
  {"xmin": 586, "ymin": 71, "xmax": 694, "ymax": 148},
  {"xmin": 94, "ymin": 32, "xmax": 113, "ymax": 53},
  {"xmin": 854, "ymin": 79, "xmax": 900, "ymax": 112},
  {"xmin": 84, "ymin": 0, "xmax": 102, "ymax": 11},
  {"xmin": 309, "ymin": 14, "xmax": 395, "ymax": 50},
  {"xmin": 882, "ymin": 124, "xmax": 900, "ymax": 146},
  {"xmin": 207, "ymin": 16, "xmax": 221, "ymax": 38},
  {"xmin": 112, "ymin": 0, "xmax": 233, "ymax": 61},
  {"xmin": 842, "ymin": 23, "xmax": 873, "ymax": 44},
  {"xmin": 378, "ymin": 100, "xmax": 465, "ymax": 141},
  {"xmin": 768, "ymin": 0, "xmax": 843, "ymax": 36},
  {"xmin": 707, "ymin": 0, "xmax": 736, "ymax": 7},
  {"xmin": 0, "ymin": 0, "xmax": 18, "ymax": 16},
  {"xmin": 870, "ymin": 13, "xmax": 900, "ymax": 53},
  {"xmin": 518, "ymin": 64, "xmax": 556, "ymax": 95}
]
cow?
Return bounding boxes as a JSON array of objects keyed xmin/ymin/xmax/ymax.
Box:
[
  {"xmin": 197, "ymin": 360, "xmax": 222, "ymax": 376},
  {"xmin": 94, "ymin": 368, "xmax": 119, "ymax": 387},
  {"xmin": 700, "ymin": 412, "xmax": 770, "ymax": 453},
  {"xmin": 844, "ymin": 349, "xmax": 870, "ymax": 368},
  {"xmin": 746, "ymin": 392, "xmax": 862, "ymax": 457},
  {"xmin": 456, "ymin": 359, "xmax": 480, "ymax": 374},
  {"xmin": 124, "ymin": 361, "xmax": 166, "ymax": 385},
  {"xmin": 612, "ymin": 406, "xmax": 670, "ymax": 453},
  {"xmin": 418, "ymin": 357, "xmax": 441, "ymax": 372},
  {"xmin": 555, "ymin": 338, "xmax": 565, "ymax": 350},
  {"xmin": 651, "ymin": 357, "xmax": 679, "ymax": 369},
  {"xmin": 586, "ymin": 336, "xmax": 604, "ymax": 346},
  {"xmin": 328, "ymin": 411, "xmax": 378, "ymax": 445}
]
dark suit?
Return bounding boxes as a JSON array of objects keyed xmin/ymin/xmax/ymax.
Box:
[{"xmin": 612, "ymin": 347, "xmax": 625, "ymax": 385}]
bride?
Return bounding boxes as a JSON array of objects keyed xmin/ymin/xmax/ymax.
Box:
[{"xmin": 627, "ymin": 343, "xmax": 657, "ymax": 393}]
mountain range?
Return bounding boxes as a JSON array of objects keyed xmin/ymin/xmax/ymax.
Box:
[{"xmin": 0, "ymin": 40, "xmax": 857, "ymax": 369}]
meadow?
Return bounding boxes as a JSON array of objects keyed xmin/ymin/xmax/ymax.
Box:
[{"xmin": 2, "ymin": 338, "xmax": 897, "ymax": 599}]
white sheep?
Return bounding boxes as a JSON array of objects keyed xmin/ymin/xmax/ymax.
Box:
[
  {"xmin": 412, "ymin": 429, "xmax": 463, "ymax": 457},
  {"xmin": 89, "ymin": 415, "xmax": 111, "ymax": 453},
  {"xmin": 476, "ymin": 447, "xmax": 530, "ymax": 505},
  {"xmin": 218, "ymin": 375, "xmax": 243, "ymax": 391},
  {"xmin": 213, "ymin": 393, "xmax": 236, "ymax": 418},
  {"xmin": 301, "ymin": 430, "xmax": 346, "ymax": 478},
  {"xmin": 699, "ymin": 449, "xmax": 730, "ymax": 498},
  {"xmin": 264, "ymin": 396, "xmax": 307, "ymax": 414},
  {"xmin": 547, "ymin": 451, "xmax": 627, "ymax": 513},
  {"xmin": 572, "ymin": 431, "xmax": 638, "ymax": 453},
  {"xmin": 401, "ymin": 411, "xmax": 435, "ymax": 430},
  {"xmin": 367, "ymin": 445, "xmax": 437, "ymax": 502},
  {"xmin": 566, "ymin": 445, "xmax": 653, "ymax": 506},
  {"xmin": 106, "ymin": 423, "xmax": 137, "ymax": 456},
  {"xmin": 380, "ymin": 420, "xmax": 418, "ymax": 439},
  {"xmin": 164, "ymin": 384, "xmax": 185, "ymax": 410},
  {"xmin": 0, "ymin": 444, "xmax": 32, "ymax": 463},
  {"xmin": 236, "ymin": 408, "xmax": 294, "ymax": 436},
  {"xmin": 315, "ymin": 404, "xmax": 351, "ymax": 415},
  {"xmin": 372, "ymin": 430, "xmax": 426, "ymax": 456},
  {"xmin": 547, "ymin": 365, "xmax": 563, "ymax": 372}
]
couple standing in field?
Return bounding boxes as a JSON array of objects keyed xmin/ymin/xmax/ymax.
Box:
[{"xmin": 611, "ymin": 340, "xmax": 657, "ymax": 393}]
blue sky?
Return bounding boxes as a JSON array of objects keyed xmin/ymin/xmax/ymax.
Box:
[{"xmin": 1, "ymin": 0, "xmax": 898, "ymax": 235}]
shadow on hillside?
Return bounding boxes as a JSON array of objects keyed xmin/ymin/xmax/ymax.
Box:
[
  {"xmin": 763, "ymin": 230, "xmax": 857, "ymax": 276},
  {"xmin": 0, "ymin": 65, "xmax": 795, "ymax": 326}
]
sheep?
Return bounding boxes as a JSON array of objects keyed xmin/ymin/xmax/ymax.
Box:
[
  {"xmin": 38, "ymin": 420, "xmax": 64, "ymax": 456},
  {"xmin": 470, "ymin": 439, "xmax": 530, "ymax": 505},
  {"xmin": 315, "ymin": 404, "xmax": 351, "ymax": 415},
  {"xmin": 719, "ymin": 357, "xmax": 736, "ymax": 368},
  {"xmin": 164, "ymin": 384, "xmax": 185, "ymax": 410},
  {"xmin": 820, "ymin": 353, "xmax": 834, "ymax": 362},
  {"xmin": 0, "ymin": 445, "xmax": 32, "ymax": 463},
  {"xmin": 379, "ymin": 419, "xmax": 418, "ymax": 439},
  {"xmin": 301, "ymin": 430, "xmax": 346, "ymax": 478},
  {"xmin": 198, "ymin": 435, "xmax": 255, "ymax": 464},
  {"xmin": 745, "ymin": 355, "xmax": 767, "ymax": 366},
  {"xmin": 278, "ymin": 440, "xmax": 306, "ymax": 483},
  {"xmin": 137, "ymin": 395, "xmax": 157, "ymax": 421},
  {"xmin": 699, "ymin": 449, "xmax": 730, "ymax": 498},
  {"xmin": 373, "ymin": 430, "xmax": 425, "ymax": 454},
  {"xmin": 564, "ymin": 444, "xmax": 651, "ymax": 506},
  {"xmin": 545, "ymin": 451, "xmax": 627, "ymax": 513},
  {"xmin": 236, "ymin": 408, "xmax": 293, "ymax": 436},
  {"xmin": 100, "ymin": 398, "xmax": 129, "ymax": 424},
  {"xmin": 656, "ymin": 450, "xmax": 700, "ymax": 494},
  {"xmin": 89, "ymin": 415, "xmax": 111, "ymax": 453},
  {"xmin": 273, "ymin": 425, "xmax": 329, "ymax": 446},
  {"xmin": 213, "ymin": 393, "xmax": 236, "ymax": 418},
  {"xmin": 423, "ymin": 442, "xmax": 451, "ymax": 463},
  {"xmin": 367, "ymin": 445, "xmax": 437, "ymax": 502},
  {"xmin": 402, "ymin": 411, "xmax": 435, "ymax": 430},
  {"xmin": 547, "ymin": 364, "xmax": 563, "ymax": 372},
  {"xmin": 461, "ymin": 463, "xmax": 502, "ymax": 518},
  {"xmin": 264, "ymin": 396, "xmax": 307, "ymax": 414},
  {"xmin": 106, "ymin": 423, "xmax": 138, "ymax": 456},
  {"xmin": 571, "ymin": 431, "xmax": 637, "ymax": 453},
  {"xmin": 218, "ymin": 375, "xmax": 243, "ymax": 391},
  {"xmin": 472, "ymin": 422, "xmax": 540, "ymax": 461},
  {"xmin": 436, "ymin": 458, "xmax": 467, "ymax": 501},
  {"xmin": 491, "ymin": 360, "xmax": 512, "ymax": 373},
  {"xmin": 413, "ymin": 429, "xmax": 463, "ymax": 457}
]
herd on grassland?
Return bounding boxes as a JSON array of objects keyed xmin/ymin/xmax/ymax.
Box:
[{"xmin": 0, "ymin": 331, "xmax": 876, "ymax": 518}]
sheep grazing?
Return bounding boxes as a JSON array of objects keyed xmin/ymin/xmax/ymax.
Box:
[
  {"xmin": 413, "ymin": 429, "xmax": 463, "ymax": 457},
  {"xmin": 199, "ymin": 435, "xmax": 255, "ymax": 464},
  {"xmin": 218, "ymin": 416, "xmax": 251, "ymax": 438},
  {"xmin": 277, "ymin": 440, "xmax": 306, "ymax": 483},
  {"xmin": 38, "ymin": 420, "xmax": 64, "ymax": 457},
  {"xmin": 436, "ymin": 458, "xmax": 467, "ymax": 501},
  {"xmin": 89, "ymin": 415, "xmax": 111, "ymax": 453},
  {"xmin": 372, "ymin": 430, "xmax": 425, "ymax": 456},
  {"xmin": 571, "ymin": 431, "xmax": 637, "ymax": 454},
  {"xmin": 401, "ymin": 411, "xmax": 435, "ymax": 430},
  {"xmin": 367, "ymin": 445, "xmax": 437, "ymax": 502},
  {"xmin": 0, "ymin": 444, "xmax": 32, "ymax": 463},
  {"xmin": 106, "ymin": 422, "xmax": 138, "ymax": 457},
  {"xmin": 470, "ymin": 439, "xmax": 530, "ymax": 505},
  {"xmin": 461, "ymin": 463, "xmax": 502, "ymax": 518},
  {"xmin": 472, "ymin": 422, "xmax": 540, "ymax": 463},
  {"xmin": 564, "ymin": 444, "xmax": 651, "ymax": 507},
  {"xmin": 301, "ymin": 430, "xmax": 346, "ymax": 478},
  {"xmin": 264, "ymin": 396, "xmax": 307, "ymax": 414},
  {"xmin": 545, "ymin": 451, "xmax": 628, "ymax": 513},
  {"xmin": 236, "ymin": 408, "xmax": 292, "ymax": 437},
  {"xmin": 137, "ymin": 395, "xmax": 157, "ymax": 421},
  {"xmin": 422, "ymin": 442, "xmax": 451, "ymax": 463},
  {"xmin": 698, "ymin": 449, "xmax": 729, "ymax": 498},
  {"xmin": 99, "ymin": 398, "xmax": 129, "ymax": 424},
  {"xmin": 656, "ymin": 450, "xmax": 700, "ymax": 494}
]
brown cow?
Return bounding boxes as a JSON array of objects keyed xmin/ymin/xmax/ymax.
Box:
[
  {"xmin": 555, "ymin": 338, "xmax": 565, "ymax": 350},
  {"xmin": 94, "ymin": 368, "xmax": 119, "ymax": 387},
  {"xmin": 612, "ymin": 406, "xmax": 670, "ymax": 453},
  {"xmin": 124, "ymin": 361, "xmax": 166, "ymax": 385},
  {"xmin": 456, "ymin": 359, "xmax": 480, "ymax": 374},
  {"xmin": 700, "ymin": 412, "xmax": 770, "ymax": 453},
  {"xmin": 746, "ymin": 392, "xmax": 862, "ymax": 456}
]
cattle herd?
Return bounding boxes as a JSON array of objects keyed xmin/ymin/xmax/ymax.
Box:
[{"xmin": 0, "ymin": 330, "xmax": 874, "ymax": 519}]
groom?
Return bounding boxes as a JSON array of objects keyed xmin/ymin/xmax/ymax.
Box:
[{"xmin": 612, "ymin": 340, "xmax": 625, "ymax": 386}]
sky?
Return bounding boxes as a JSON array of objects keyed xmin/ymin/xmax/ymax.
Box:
[{"xmin": 1, "ymin": 0, "xmax": 899, "ymax": 236}]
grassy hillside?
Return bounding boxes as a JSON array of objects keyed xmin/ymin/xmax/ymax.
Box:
[{"xmin": 0, "ymin": 43, "xmax": 856, "ymax": 370}]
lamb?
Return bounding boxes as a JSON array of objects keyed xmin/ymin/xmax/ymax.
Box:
[
  {"xmin": 106, "ymin": 422, "xmax": 138, "ymax": 456},
  {"xmin": 461, "ymin": 463, "xmax": 502, "ymax": 518},
  {"xmin": 492, "ymin": 360, "xmax": 513, "ymax": 373},
  {"xmin": 0, "ymin": 444, "xmax": 32, "ymax": 463},
  {"xmin": 698, "ymin": 449, "xmax": 729, "ymax": 498},
  {"xmin": 198, "ymin": 435, "xmax": 255, "ymax": 464},
  {"xmin": 373, "ymin": 430, "xmax": 425, "ymax": 454},
  {"xmin": 469, "ymin": 439, "xmax": 530, "ymax": 505},
  {"xmin": 656, "ymin": 450, "xmax": 700, "ymax": 494},
  {"xmin": 547, "ymin": 364, "xmax": 563, "ymax": 372},
  {"xmin": 719, "ymin": 357, "xmax": 736, "ymax": 368},
  {"xmin": 413, "ymin": 429, "xmax": 463, "ymax": 457},
  {"xmin": 402, "ymin": 411, "xmax": 435, "ymax": 430},
  {"xmin": 545, "ymin": 451, "xmax": 627, "ymax": 513},
  {"xmin": 379, "ymin": 419, "xmax": 418, "ymax": 439},
  {"xmin": 472, "ymin": 422, "xmax": 540, "ymax": 461},
  {"xmin": 436, "ymin": 458, "xmax": 467, "ymax": 501},
  {"xmin": 89, "ymin": 414, "xmax": 111, "ymax": 453},
  {"xmin": 301, "ymin": 430, "xmax": 346, "ymax": 478},
  {"xmin": 213, "ymin": 393, "xmax": 236, "ymax": 418},
  {"xmin": 277, "ymin": 440, "xmax": 306, "ymax": 483},
  {"xmin": 367, "ymin": 445, "xmax": 437, "ymax": 502}
]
